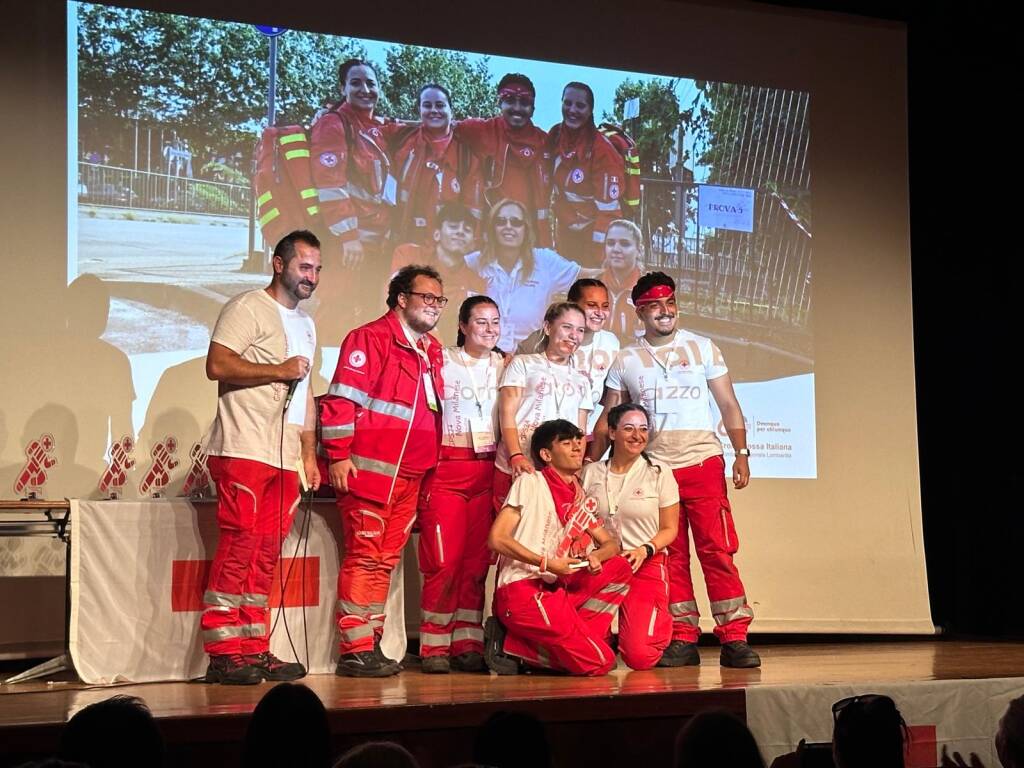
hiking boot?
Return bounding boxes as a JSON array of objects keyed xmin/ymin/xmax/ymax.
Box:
[
  {"xmin": 450, "ymin": 651, "xmax": 486, "ymax": 672},
  {"xmin": 205, "ymin": 654, "xmax": 262, "ymax": 685},
  {"xmin": 720, "ymin": 641, "xmax": 761, "ymax": 668},
  {"xmin": 335, "ymin": 650, "xmax": 401, "ymax": 678},
  {"xmin": 245, "ymin": 651, "xmax": 306, "ymax": 681},
  {"xmin": 656, "ymin": 640, "xmax": 701, "ymax": 667},
  {"xmin": 421, "ymin": 655, "xmax": 451, "ymax": 674},
  {"xmin": 373, "ymin": 636, "xmax": 401, "ymax": 669},
  {"xmin": 483, "ymin": 616, "xmax": 520, "ymax": 675}
]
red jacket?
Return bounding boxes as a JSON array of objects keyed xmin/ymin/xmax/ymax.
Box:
[
  {"xmin": 547, "ymin": 123, "xmax": 625, "ymax": 264},
  {"xmin": 386, "ymin": 127, "xmax": 484, "ymax": 246},
  {"xmin": 309, "ymin": 102, "xmax": 391, "ymax": 244},
  {"xmin": 455, "ymin": 117, "xmax": 551, "ymax": 246},
  {"xmin": 320, "ymin": 311, "xmax": 445, "ymax": 504}
]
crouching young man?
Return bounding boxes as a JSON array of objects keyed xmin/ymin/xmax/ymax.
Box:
[{"xmin": 485, "ymin": 419, "xmax": 632, "ymax": 676}]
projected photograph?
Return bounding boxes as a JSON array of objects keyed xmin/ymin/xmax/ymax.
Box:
[{"xmin": 70, "ymin": 1, "xmax": 815, "ymax": 478}]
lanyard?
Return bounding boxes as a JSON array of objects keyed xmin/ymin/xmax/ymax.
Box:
[
  {"xmin": 399, "ymin": 320, "xmax": 430, "ymax": 371},
  {"xmin": 640, "ymin": 337, "xmax": 677, "ymax": 381},
  {"xmin": 544, "ymin": 354, "xmax": 572, "ymax": 416},
  {"xmin": 458, "ymin": 348, "xmax": 492, "ymax": 419},
  {"xmin": 604, "ymin": 458, "xmax": 642, "ymax": 518}
]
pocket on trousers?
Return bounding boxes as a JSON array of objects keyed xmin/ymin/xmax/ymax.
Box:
[{"xmin": 718, "ymin": 497, "xmax": 739, "ymax": 555}]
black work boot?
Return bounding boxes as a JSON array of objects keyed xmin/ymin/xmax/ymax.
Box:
[
  {"xmin": 335, "ymin": 649, "xmax": 401, "ymax": 678},
  {"xmin": 421, "ymin": 655, "xmax": 451, "ymax": 674},
  {"xmin": 483, "ymin": 617, "xmax": 520, "ymax": 675},
  {"xmin": 656, "ymin": 640, "xmax": 701, "ymax": 667},
  {"xmin": 720, "ymin": 640, "xmax": 761, "ymax": 668},
  {"xmin": 205, "ymin": 654, "xmax": 263, "ymax": 685},
  {"xmin": 450, "ymin": 651, "xmax": 486, "ymax": 672},
  {"xmin": 245, "ymin": 651, "xmax": 306, "ymax": 681}
]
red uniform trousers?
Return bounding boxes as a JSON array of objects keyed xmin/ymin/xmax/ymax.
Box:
[
  {"xmin": 201, "ymin": 456, "xmax": 299, "ymax": 656},
  {"xmin": 492, "ymin": 467, "xmax": 513, "ymax": 515},
  {"xmin": 667, "ymin": 455, "xmax": 753, "ymax": 643},
  {"xmin": 617, "ymin": 552, "xmax": 672, "ymax": 670},
  {"xmin": 336, "ymin": 475, "xmax": 421, "ymax": 654},
  {"xmin": 493, "ymin": 556, "xmax": 633, "ymax": 676},
  {"xmin": 417, "ymin": 457, "xmax": 494, "ymax": 658}
]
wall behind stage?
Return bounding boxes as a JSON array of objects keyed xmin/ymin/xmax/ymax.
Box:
[{"xmin": 0, "ymin": 0, "xmax": 929, "ymax": 639}]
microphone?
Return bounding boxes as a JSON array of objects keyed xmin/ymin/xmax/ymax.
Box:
[{"xmin": 283, "ymin": 378, "xmax": 300, "ymax": 410}]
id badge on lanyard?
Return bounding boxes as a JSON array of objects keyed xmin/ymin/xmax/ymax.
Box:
[
  {"xmin": 423, "ymin": 372, "xmax": 439, "ymax": 412},
  {"xmin": 468, "ymin": 417, "xmax": 496, "ymax": 452}
]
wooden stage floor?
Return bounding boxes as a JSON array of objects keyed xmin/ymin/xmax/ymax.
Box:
[{"xmin": 2, "ymin": 640, "xmax": 1023, "ymax": 767}]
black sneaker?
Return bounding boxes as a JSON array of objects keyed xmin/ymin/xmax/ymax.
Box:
[
  {"xmin": 205, "ymin": 654, "xmax": 263, "ymax": 685},
  {"xmin": 720, "ymin": 641, "xmax": 762, "ymax": 668},
  {"xmin": 421, "ymin": 655, "xmax": 450, "ymax": 674},
  {"xmin": 336, "ymin": 650, "xmax": 400, "ymax": 678},
  {"xmin": 245, "ymin": 651, "xmax": 306, "ymax": 681},
  {"xmin": 483, "ymin": 616, "xmax": 520, "ymax": 675},
  {"xmin": 656, "ymin": 640, "xmax": 701, "ymax": 667},
  {"xmin": 450, "ymin": 651, "xmax": 486, "ymax": 672}
]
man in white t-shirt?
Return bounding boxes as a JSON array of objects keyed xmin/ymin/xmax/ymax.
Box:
[
  {"xmin": 201, "ymin": 230, "xmax": 322, "ymax": 684},
  {"xmin": 592, "ymin": 271, "xmax": 760, "ymax": 669},
  {"xmin": 485, "ymin": 419, "xmax": 631, "ymax": 676},
  {"xmin": 517, "ymin": 278, "xmax": 620, "ymax": 435}
]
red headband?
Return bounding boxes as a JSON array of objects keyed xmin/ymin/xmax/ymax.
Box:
[
  {"xmin": 634, "ymin": 285, "xmax": 674, "ymax": 305},
  {"xmin": 499, "ymin": 85, "xmax": 534, "ymax": 101}
]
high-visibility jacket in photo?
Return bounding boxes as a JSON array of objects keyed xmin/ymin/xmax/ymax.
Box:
[
  {"xmin": 455, "ymin": 116, "xmax": 552, "ymax": 246},
  {"xmin": 547, "ymin": 123, "xmax": 626, "ymax": 263},
  {"xmin": 309, "ymin": 102, "xmax": 392, "ymax": 244},
  {"xmin": 319, "ymin": 311, "xmax": 445, "ymax": 504},
  {"xmin": 385, "ymin": 126, "xmax": 484, "ymax": 246}
]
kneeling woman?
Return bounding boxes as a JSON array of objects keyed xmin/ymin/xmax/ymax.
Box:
[
  {"xmin": 485, "ymin": 419, "xmax": 631, "ymax": 676},
  {"xmin": 581, "ymin": 403, "xmax": 679, "ymax": 670}
]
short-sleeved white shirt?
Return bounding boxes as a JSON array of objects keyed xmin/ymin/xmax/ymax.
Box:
[
  {"xmin": 517, "ymin": 329, "xmax": 620, "ymax": 436},
  {"xmin": 581, "ymin": 458, "xmax": 679, "ymax": 550},
  {"xmin": 604, "ymin": 329, "xmax": 728, "ymax": 469},
  {"xmin": 495, "ymin": 353, "xmax": 593, "ymax": 473},
  {"xmin": 496, "ymin": 472, "xmax": 562, "ymax": 588},
  {"xmin": 439, "ymin": 346, "xmax": 504, "ymax": 453},
  {"xmin": 465, "ymin": 248, "xmax": 581, "ymax": 350},
  {"xmin": 204, "ymin": 289, "xmax": 315, "ymax": 469}
]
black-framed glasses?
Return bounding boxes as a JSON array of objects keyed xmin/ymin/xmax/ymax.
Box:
[
  {"xmin": 832, "ymin": 694, "xmax": 895, "ymax": 721},
  {"xmin": 404, "ymin": 291, "xmax": 449, "ymax": 307},
  {"xmin": 495, "ymin": 216, "xmax": 525, "ymax": 228}
]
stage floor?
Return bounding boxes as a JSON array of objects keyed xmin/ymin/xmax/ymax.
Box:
[{"xmin": 2, "ymin": 640, "xmax": 1023, "ymax": 767}]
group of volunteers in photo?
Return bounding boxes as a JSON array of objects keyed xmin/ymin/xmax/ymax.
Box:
[
  {"xmin": 198, "ymin": 58, "xmax": 758, "ymax": 685},
  {"xmin": 300, "ymin": 58, "xmax": 642, "ymax": 347}
]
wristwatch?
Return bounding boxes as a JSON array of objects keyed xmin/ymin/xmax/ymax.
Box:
[{"xmin": 736, "ymin": 448, "xmax": 751, "ymax": 457}]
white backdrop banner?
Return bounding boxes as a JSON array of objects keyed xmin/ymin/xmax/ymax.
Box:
[
  {"xmin": 747, "ymin": 677, "xmax": 1024, "ymax": 767},
  {"xmin": 68, "ymin": 499, "xmax": 407, "ymax": 684}
]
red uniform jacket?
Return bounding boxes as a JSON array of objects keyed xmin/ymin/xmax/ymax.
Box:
[
  {"xmin": 547, "ymin": 123, "xmax": 625, "ymax": 264},
  {"xmin": 309, "ymin": 102, "xmax": 391, "ymax": 244},
  {"xmin": 455, "ymin": 117, "xmax": 551, "ymax": 246},
  {"xmin": 385, "ymin": 127, "xmax": 484, "ymax": 246},
  {"xmin": 320, "ymin": 311, "xmax": 444, "ymax": 504}
]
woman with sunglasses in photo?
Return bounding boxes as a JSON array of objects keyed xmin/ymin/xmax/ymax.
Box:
[
  {"xmin": 581, "ymin": 402, "xmax": 679, "ymax": 669},
  {"xmin": 466, "ymin": 198, "xmax": 601, "ymax": 351},
  {"xmin": 546, "ymin": 82, "xmax": 627, "ymax": 268},
  {"xmin": 492, "ymin": 301, "xmax": 593, "ymax": 516},
  {"xmin": 417, "ymin": 296, "xmax": 505, "ymax": 674}
]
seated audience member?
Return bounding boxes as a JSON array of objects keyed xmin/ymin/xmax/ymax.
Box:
[
  {"xmin": 473, "ymin": 711, "xmax": 553, "ymax": 768},
  {"xmin": 832, "ymin": 694, "xmax": 907, "ymax": 768},
  {"xmin": 998, "ymin": 694, "xmax": 1024, "ymax": 768},
  {"xmin": 241, "ymin": 683, "xmax": 331, "ymax": 768},
  {"xmin": 675, "ymin": 710, "xmax": 765, "ymax": 768},
  {"xmin": 333, "ymin": 742, "xmax": 419, "ymax": 768},
  {"xmin": 486, "ymin": 419, "xmax": 631, "ymax": 676},
  {"xmin": 58, "ymin": 694, "xmax": 164, "ymax": 768}
]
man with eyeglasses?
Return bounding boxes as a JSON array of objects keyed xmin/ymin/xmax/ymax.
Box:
[
  {"xmin": 320, "ymin": 265, "xmax": 447, "ymax": 676},
  {"xmin": 389, "ymin": 202, "xmax": 486, "ymax": 344},
  {"xmin": 455, "ymin": 73, "xmax": 552, "ymax": 245}
]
